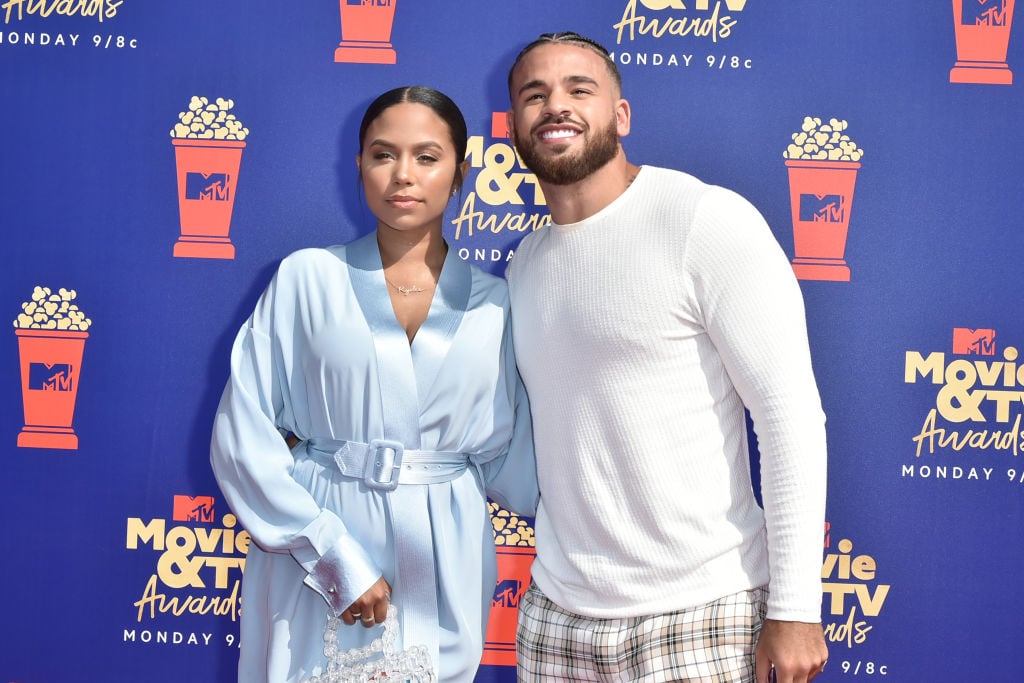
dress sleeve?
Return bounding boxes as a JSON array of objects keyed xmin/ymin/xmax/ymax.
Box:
[
  {"xmin": 688, "ymin": 187, "xmax": 828, "ymax": 623},
  {"xmin": 478, "ymin": 311, "xmax": 539, "ymax": 517},
  {"xmin": 210, "ymin": 262, "xmax": 381, "ymax": 615}
]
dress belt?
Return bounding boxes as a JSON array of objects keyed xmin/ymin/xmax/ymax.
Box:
[
  {"xmin": 306, "ymin": 437, "xmax": 470, "ymax": 489},
  {"xmin": 304, "ymin": 436, "xmax": 472, "ymax": 669}
]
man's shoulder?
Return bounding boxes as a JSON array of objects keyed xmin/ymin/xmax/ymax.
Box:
[
  {"xmin": 637, "ymin": 164, "xmax": 708, "ymax": 191},
  {"xmin": 507, "ymin": 226, "xmax": 550, "ymax": 278},
  {"xmin": 633, "ymin": 165, "xmax": 720, "ymax": 212},
  {"xmin": 641, "ymin": 165, "xmax": 758, "ymax": 216}
]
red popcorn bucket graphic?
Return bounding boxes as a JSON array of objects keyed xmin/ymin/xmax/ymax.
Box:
[
  {"xmin": 951, "ymin": 0, "xmax": 1015, "ymax": 84},
  {"xmin": 172, "ymin": 138, "xmax": 246, "ymax": 259},
  {"xmin": 335, "ymin": 0, "xmax": 397, "ymax": 64},
  {"xmin": 785, "ymin": 160, "xmax": 860, "ymax": 282},
  {"xmin": 481, "ymin": 546, "xmax": 535, "ymax": 666},
  {"xmin": 16, "ymin": 329, "xmax": 88, "ymax": 450}
]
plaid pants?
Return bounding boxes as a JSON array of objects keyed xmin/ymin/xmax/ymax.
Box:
[{"xmin": 516, "ymin": 583, "xmax": 767, "ymax": 682}]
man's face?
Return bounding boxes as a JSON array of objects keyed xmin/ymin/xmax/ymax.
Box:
[{"xmin": 507, "ymin": 43, "xmax": 629, "ymax": 186}]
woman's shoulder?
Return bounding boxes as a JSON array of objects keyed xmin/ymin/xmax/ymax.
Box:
[
  {"xmin": 460, "ymin": 259, "xmax": 510, "ymax": 310},
  {"xmin": 267, "ymin": 246, "xmax": 351, "ymax": 296},
  {"xmin": 467, "ymin": 260, "xmax": 508, "ymax": 289},
  {"xmin": 275, "ymin": 244, "xmax": 348, "ymax": 272},
  {"xmin": 279, "ymin": 244, "xmax": 346, "ymax": 263}
]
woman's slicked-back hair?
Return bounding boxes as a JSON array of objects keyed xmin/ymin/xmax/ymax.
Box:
[{"xmin": 358, "ymin": 86, "xmax": 468, "ymax": 163}]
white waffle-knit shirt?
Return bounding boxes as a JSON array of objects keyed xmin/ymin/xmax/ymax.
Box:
[{"xmin": 507, "ymin": 165, "xmax": 827, "ymax": 622}]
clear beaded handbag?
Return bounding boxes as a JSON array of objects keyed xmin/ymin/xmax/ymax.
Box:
[{"xmin": 303, "ymin": 605, "xmax": 436, "ymax": 683}]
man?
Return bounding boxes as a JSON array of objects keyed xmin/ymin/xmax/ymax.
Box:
[{"xmin": 504, "ymin": 32, "xmax": 829, "ymax": 683}]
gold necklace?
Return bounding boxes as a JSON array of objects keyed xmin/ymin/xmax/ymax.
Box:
[{"xmin": 385, "ymin": 277, "xmax": 432, "ymax": 296}]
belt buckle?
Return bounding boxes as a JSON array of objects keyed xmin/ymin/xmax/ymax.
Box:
[{"xmin": 364, "ymin": 439, "xmax": 404, "ymax": 491}]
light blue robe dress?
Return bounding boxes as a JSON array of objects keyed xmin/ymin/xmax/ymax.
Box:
[{"xmin": 210, "ymin": 233, "xmax": 537, "ymax": 683}]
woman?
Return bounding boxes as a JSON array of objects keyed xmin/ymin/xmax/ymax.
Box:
[{"xmin": 211, "ymin": 86, "xmax": 537, "ymax": 683}]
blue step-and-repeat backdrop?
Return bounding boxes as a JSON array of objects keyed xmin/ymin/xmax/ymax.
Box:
[{"xmin": 3, "ymin": 1, "xmax": 1022, "ymax": 681}]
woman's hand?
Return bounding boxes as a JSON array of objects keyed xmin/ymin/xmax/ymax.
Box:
[{"xmin": 340, "ymin": 576, "xmax": 392, "ymax": 628}]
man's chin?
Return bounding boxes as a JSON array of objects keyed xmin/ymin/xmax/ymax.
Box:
[
  {"xmin": 533, "ymin": 164, "xmax": 586, "ymax": 186},
  {"xmin": 543, "ymin": 141, "xmax": 573, "ymax": 153}
]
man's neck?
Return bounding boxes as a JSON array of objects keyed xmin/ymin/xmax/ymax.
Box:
[{"xmin": 540, "ymin": 153, "xmax": 641, "ymax": 225}]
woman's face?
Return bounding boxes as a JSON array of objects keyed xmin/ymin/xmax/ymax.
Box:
[{"xmin": 358, "ymin": 102, "xmax": 461, "ymax": 238}]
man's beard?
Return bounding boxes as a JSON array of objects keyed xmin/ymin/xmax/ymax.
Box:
[{"xmin": 514, "ymin": 116, "xmax": 620, "ymax": 186}]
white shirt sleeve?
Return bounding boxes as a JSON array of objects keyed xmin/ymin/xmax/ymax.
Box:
[{"xmin": 686, "ymin": 186, "xmax": 828, "ymax": 622}]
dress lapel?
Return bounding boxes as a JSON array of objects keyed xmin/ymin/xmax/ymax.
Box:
[
  {"xmin": 344, "ymin": 232, "xmax": 420, "ymax": 448},
  {"xmin": 410, "ymin": 245, "xmax": 471, "ymax": 407}
]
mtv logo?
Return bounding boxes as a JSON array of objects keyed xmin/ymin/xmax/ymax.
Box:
[
  {"xmin": 799, "ymin": 193, "xmax": 845, "ymax": 223},
  {"xmin": 492, "ymin": 578, "xmax": 522, "ymax": 608},
  {"xmin": 962, "ymin": 0, "xmax": 1008, "ymax": 26},
  {"xmin": 952, "ymin": 328, "xmax": 996, "ymax": 355},
  {"xmin": 185, "ymin": 172, "xmax": 231, "ymax": 201},
  {"xmin": 173, "ymin": 495, "xmax": 216, "ymax": 523},
  {"xmin": 29, "ymin": 362, "xmax": 73, "ymax": 391}
]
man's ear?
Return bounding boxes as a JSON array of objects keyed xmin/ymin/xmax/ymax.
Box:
[
  {"xmin": 615, "ymin": 98, "xmax": 631, "ymax": 138},
  {"xmin": 505, "ymin": 109, "xmax": 516, "ymax": 144}
]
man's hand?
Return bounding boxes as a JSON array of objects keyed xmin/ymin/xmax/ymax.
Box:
[{"xmin": 754, "ymin": 619, "xmax": 828, "ymax": 683}]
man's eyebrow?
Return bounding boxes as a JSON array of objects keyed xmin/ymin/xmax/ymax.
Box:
[
  {"xmin": 516, "ymin": 75, "xmax": 600, "ymax": 97},
  {"xmin": 565, "ymin": 75, "xmax": 599, "ymax": 88},
  {"xmin": 516, "ymin": 78, "xmax": 547, "ymax": 97}
]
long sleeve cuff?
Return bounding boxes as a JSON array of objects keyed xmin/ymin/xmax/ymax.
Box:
[
  {"xmin": 291, "ymin": 510, "xmax": 382, "ymax": 615},
  {"xmin": 302, "ymin": 539, "xmax": 382, "ymax": 615}
]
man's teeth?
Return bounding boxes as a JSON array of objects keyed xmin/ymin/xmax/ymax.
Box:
[{"xmin": 542, "ymin": 129, "xmax": 577, "ymax": 140}]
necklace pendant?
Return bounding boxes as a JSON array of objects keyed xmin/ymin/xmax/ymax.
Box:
[
  {"xmin": 386, "ymin": 276, "xmax": 429, "ymax": 296},
  {"xmin": 397, "ymin": 284, "xmax": 425, "ymax": 296}
]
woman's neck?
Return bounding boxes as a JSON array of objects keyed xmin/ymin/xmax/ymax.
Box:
[{"xmin": 376, "ymin": 225, "xmax": 447, "ymax": 272}]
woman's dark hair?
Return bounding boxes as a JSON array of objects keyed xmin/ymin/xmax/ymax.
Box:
[{"xmin": 358, "ymin": 86, "xmax": 469, "ymax": 191}]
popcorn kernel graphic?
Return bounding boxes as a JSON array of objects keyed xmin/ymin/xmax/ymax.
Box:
[
  {"xmin": 12, "ymin": 286, "xmax": 92, "ymax": 332},
  {"xmin": 489, "ymin": 501, "xmax": 535, "ymax": 547},
  {"xmin": 782, "ymin": 117, "xmax": 864, "ymax": 163},
  {"xmin": 169, "ymin": 96, "xmax": 249, "ymax": 142}
]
